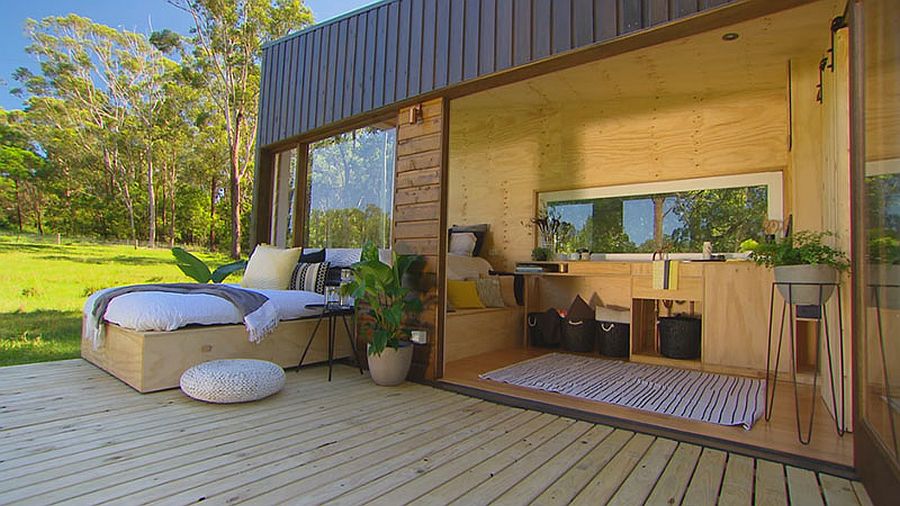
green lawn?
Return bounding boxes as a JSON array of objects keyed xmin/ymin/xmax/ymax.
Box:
[{"xmin": 0, "ymin": 234, "xmax": 233, "ymax": 366}]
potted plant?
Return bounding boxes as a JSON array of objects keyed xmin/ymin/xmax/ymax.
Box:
[
  {"xmin": 342, "ymin": 242, "xmax": 423, "ymax": 386},
  {"xmin": 744, "ymin": 231, "xmax": 849, "ymax": 305},
  {"xmin": 868, "ymin": 232, "xmax": 900, "ymax": 309}
]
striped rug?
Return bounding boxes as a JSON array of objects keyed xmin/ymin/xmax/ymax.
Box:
[{"xmin": 480, "ymin": 353, "xmax": 765, "ymax": 430}]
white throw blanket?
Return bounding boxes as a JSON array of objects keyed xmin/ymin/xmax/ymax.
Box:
[{"xmin": 85, "ymin": 283, "xmax": 279, "ymax": 349}]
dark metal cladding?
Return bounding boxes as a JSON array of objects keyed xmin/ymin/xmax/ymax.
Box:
[{"xmin": 258, "ymin": 0, "xmax": 735, "ymax": 146}]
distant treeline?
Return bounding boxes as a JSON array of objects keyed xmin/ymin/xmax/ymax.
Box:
[{"xmin": 0, "ymin": 1, "xmax": 314, "ymax": 257}]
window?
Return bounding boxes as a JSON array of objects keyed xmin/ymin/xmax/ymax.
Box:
[
  {"xmin": 539, "ymin": 172, "xmax": 783, "ymax": 254},
  {"xmin": 305, "ymin": 124, "xmax": 396, "ymax": 248},
  {"xmin": 269, "ymin": 147, "xmax": 298, "ymax": 248}
]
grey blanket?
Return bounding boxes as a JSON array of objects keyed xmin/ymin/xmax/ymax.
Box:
[{"xmin": 87, "ymin": 283, "xmax": 278, "ymax": 348}]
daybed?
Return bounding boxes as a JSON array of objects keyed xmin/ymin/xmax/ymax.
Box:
[
  {"xmin": 444, "ymin": 254, "xmax": 524, "ymax": 364},
  {"xmin": 81, "ymin": 248, "xmax": 373, "ymax": 393}
]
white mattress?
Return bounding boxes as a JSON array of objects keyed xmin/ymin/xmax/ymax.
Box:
[{"xmin": 84, "ymin": 285, "xmax": 326, "ymax": 333}]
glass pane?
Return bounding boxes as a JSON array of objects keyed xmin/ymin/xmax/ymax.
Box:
[
  {"xmin": 270, "ymin": 147, "xmax": 297, "ymax": 248},
  {"xmin": 306, "ymin": 126, "xmax": 396, "ymax": 248},
  {"xmin": 548, "ymin": 186, "xmax": 769, "ymax": 254},
  {"xmin": 862, "ymin": 0, "xmax": 900, "ymax": 463}
]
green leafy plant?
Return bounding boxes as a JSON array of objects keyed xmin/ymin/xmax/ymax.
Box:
[
  {"xmin": 171, "ymin": 247, "xmax": 246, "ymax": 283},
  {"xmin": 745, "ymin": 231, "xmax": 850, "ymax": 272},
  {"xmin": 532, "ymin": 246, "xmax": 552, "ymax": 261},
  {"xmin": 342, "ymin": 242, "xmax": 423, "ymax": 356}
]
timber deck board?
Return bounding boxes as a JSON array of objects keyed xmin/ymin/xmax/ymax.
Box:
[{"xmin": 0, "ymin": 359, "xmax": 872, "ymax": 505}]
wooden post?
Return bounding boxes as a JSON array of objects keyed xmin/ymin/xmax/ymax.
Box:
[{"xmin": 393, "ymin": 98, "xmax": 448, "ymax": 381}]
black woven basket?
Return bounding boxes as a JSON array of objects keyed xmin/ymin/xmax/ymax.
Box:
[
  {"xmin": 527, "ymin": 310, "xmax": 562, "ymax": 347},
  {"xmin": 597, "ymin": 321, "xmax": 629, "ymax": 357},
  {"xmin": 658, "ymin": 316, "xmax": 702, "ymax": 359},
  {"xmin": 563, "ymin": 319, "xmax": 595, "ymax": 352}
]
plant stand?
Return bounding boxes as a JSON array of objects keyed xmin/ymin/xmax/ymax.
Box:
[
  {"xmin": 871, "ymin": 283, "xmax": 900, "ymax": 453},
  {"xmin": 765, "ymin": 281, "xmax": 845, "ymax": 445},
  {"xmin": 298, "ymin": 304, "xmax": 364, "ymax": 381}
]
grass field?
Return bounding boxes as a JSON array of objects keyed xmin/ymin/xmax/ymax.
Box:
[{"xmin": 0, "ymin": 234, "xmax": 233, "ymax": 366}]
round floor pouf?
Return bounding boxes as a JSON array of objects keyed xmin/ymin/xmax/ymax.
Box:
[{"xmin": 180, "ymin": 359, "xmax": 286, "ymax": 403}]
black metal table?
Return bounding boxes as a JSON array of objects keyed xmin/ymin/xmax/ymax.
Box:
[
  {"xmin": 297, "ymin": 303, "xmax": 363, "ymax": 381},
  {"xmin": 765, "ymin": 281, "xmax": 845, "ymax": 444}
]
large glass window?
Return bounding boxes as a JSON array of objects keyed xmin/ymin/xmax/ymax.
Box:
[
  {"xmin": 305, "ymin": 124, "xmax": 396, "ymax": 248},
  {"xmin": 540, "ymin": 172, "xmax": 783, "ymax": 254},
  {"xmin": 269, "ymin": 147, "xmax": 298, "ymax": 248}
]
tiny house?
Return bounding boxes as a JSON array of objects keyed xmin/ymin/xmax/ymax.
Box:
[{"xmin": 252, "ymin": 0, "xmax": 899, "ymax": 499}]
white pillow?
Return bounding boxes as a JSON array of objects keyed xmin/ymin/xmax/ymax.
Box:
[
  {"xmin": 449, "ymin": 232, "xmax": 478, "ymax": 256},
  {"xmin": 241, "ymin": 244, "xmax": 302, "ymax": 290}
]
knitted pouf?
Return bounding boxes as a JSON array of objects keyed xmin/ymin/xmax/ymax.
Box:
[{"xmin": 180, "ymin": 359, "xmax": 285, "ymax": 403}]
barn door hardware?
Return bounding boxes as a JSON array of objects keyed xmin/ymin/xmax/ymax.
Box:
[
  {"xmin": 816, "ymin": 57, "xmax": 828, "ymax": 104},
  {"xmin": 827, "ymin": 16, "xmax": 848, "ymax": 72}
]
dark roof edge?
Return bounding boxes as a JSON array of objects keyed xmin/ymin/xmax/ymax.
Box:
[{"xmin": 261, "ymin": 0, "xmax": 397, "ymax": 50}]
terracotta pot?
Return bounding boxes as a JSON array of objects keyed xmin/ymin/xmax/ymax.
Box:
[
  {"xmin": 774, "ymin": 264, "xmax": 838, "ymax": 305},
  {"xmin": 366, "ymin": 342, "xmax": 413, "ymax": 386}
]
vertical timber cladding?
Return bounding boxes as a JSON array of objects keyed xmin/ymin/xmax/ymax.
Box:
[{"xmin": 393, "ymin": 98, "xmax": 447, "ymax": 381}]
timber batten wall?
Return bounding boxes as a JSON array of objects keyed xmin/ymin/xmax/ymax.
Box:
[{"xmin": 257, "ymin": 0, "xmax": 740, "ymax": 147}]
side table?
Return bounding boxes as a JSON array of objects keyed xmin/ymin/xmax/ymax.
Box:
[{"xmin": 297, "ymin": 303, "xmax": 364, "ymax": 381}]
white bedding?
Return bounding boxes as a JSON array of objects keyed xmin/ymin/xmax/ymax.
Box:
[{"xmin": 84, "ymin": 285, "xmax": 326, "ymax": 333}]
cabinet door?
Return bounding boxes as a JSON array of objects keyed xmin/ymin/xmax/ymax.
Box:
[{"xmin": 702, "ymin": 263, "xmax": 783, "ymax": 372}]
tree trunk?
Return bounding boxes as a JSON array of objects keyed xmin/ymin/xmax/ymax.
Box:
[
  {"xmin": 13, "ymin": 179, "xmax": 22, "ymax": 234},
  {"xmin": 229, "ymin": 122, "xmax": 242, "ymax": 260},
  {"xmin": 168, "ymin": 150, "xmax": 176, "ymax": 248},
  {"xmin": 33, "ymin": 192, "xmax": 44, "ymax": 236},
  {"xmin": 653, "ymin": 196, "xmax": 665, "ymax": 250},
  {"xmin": 209, "ymin": 174, "xmax": 217, "ymax": 251},
  {"xmin": 147, "ymin": 148, "xmax": 156, "ymax": 249}
]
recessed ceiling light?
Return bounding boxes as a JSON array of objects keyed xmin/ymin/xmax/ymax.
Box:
[{"xmin": 722, "ymin": 32, "xmax": 740, "ymax": 41}]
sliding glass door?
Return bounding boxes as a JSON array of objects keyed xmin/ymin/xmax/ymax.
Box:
[{"xmin": 851, "ymin": 0, "xmax": 900, "ymax": 501}]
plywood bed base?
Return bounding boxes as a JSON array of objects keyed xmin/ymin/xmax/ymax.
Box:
[
  {"xmin": 82, "ymin": 319, "xmax": 352, "ymax": 393},
  {"xmin": 444, "ymin": 306, "xmax": 525, "ymax": 365}
]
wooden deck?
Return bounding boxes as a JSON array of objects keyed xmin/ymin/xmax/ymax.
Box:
[{"xmin": 0, "ymin": 360, "xmax": 872, "ymax": 505}]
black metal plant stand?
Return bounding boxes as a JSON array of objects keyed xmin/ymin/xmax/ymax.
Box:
[
  {"xmin": 871, "ymin": 283, "xmax": 900, "ymax": 454},
  {"xmin": 765, "ymin": 281, "xmax": 846, "ymax": 445},
  {"xmin": 297, "ymin": 303, "xmax": 364, "ymax": 381}
]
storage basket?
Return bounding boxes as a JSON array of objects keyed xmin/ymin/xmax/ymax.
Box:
[
  {"xmin": 597, "ymin": 321, "xmax": 629, "ymax": 357},
  {"xmin": 658, "ymin": 316, "xmax": 701, "ymax": 359},
  {"xmin": 527, "ymin": 309, "xmax": 562, "ymax": 347},
  {"xmin": 563, "ymin": 319, "xmax": 595, "ymax": 352}
]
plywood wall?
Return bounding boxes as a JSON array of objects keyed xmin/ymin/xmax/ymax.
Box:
[{"xmin": 448, "ymin": 88, "xmax": 790, "ymax": 270}]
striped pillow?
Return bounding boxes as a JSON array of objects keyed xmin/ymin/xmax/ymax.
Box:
[{"xmin": 289, "ymin": 261, "xmax": 330, "ymax": 294}]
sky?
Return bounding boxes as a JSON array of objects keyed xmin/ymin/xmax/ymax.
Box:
[{"xmin": 0, "ymin": 0, "xmax": 375, "ymax": 111}]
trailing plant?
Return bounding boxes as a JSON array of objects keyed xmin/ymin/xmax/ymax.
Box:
[
  {"xmin": 342, "ymin": 242, "xmax": 423, "ymax": 356},
  {"xmin": 744, "ymin": 231, "xmax": 850, "ymax": 272},
  {"xmin": 171, "ymin": 247, "xmax": 246, "ymax": 283}
]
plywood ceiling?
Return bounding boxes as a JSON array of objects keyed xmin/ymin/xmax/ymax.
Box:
[{"xmin": 456, "ymin": 0, "xmax": 842, "ymax": 109}]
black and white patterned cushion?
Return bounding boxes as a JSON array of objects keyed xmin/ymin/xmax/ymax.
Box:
[{"xmin": 289, "ymin": 261, "xmax": 330, "ymax": 294}]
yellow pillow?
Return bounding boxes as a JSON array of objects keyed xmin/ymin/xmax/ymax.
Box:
[
  {"xmin": 241, "ymin": 244, "xmax": 302, "ymax": 290},
  {"xmin": 447, "ymin": 280, "xmax": 485, "ymax": 309}
]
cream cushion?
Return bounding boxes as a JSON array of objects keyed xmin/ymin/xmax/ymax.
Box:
[
  {"xmin": 241, "ymin": 244, "xmax": 302, "ymax": 290},
  {"xmin": 180, "ymin": 359, "xmax": 285, "ymax": 403}
]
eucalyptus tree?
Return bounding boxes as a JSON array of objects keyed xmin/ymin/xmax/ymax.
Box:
[
  {"xmin": 169, "ymin": 0, "xmax": 313, "ymax": 258},
  {"xmin": 16, "ymin": 15, "xmax": 176, "ymax": 246}
]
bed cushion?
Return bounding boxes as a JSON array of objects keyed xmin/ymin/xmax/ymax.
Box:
[
  {"xmin": 475, "ymin": 278, "xmax": 506, "ymax": 308},
  {"xmin": 447, "ymin": 254, "xmax": 493, "ymax": 280},
  {"xmin": 448, "ymin": 280, "xmax": 485, "ymax": 309},
  {"xmin": 290, "ymin": 261, "xmax": 330, "ymax": 294},
  {"xmin": 241, "ymin": 245, "xmax": 302, "ymax": 290},
  {"xmin": 449, "ymin": 232, "xmax": 478, "ymax": 256},
  {"xmin": 180, "ymin": 359, "xmax": 285, "ymax": 403}
]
